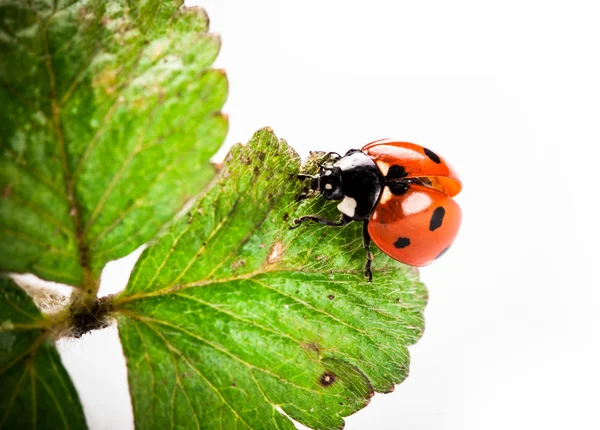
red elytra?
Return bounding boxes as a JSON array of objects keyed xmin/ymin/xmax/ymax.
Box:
[{"xmin": 363, "ymin": 140, "xmax": 462, "ymax": 267}]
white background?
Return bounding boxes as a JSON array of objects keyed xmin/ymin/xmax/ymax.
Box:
[{"xmin": 57, "ymin": 1, "xmax": 600, "ymax": 429}]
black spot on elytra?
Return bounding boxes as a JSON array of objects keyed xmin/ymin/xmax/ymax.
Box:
[
  {"xmin": 387, "ymin": 182, "xmax": 409, "ymax": 196},
  {"xmin": 394, "ymin": 237, "xmax": 411, "ymax": 248},
  {"xmin": 319, "ymin": 372, "xmax": 336, "ymax": 387},
  {"xmin": 386, "ymin": 165, "xmax": 408, "ymax": 179},
  {"xmin": 424, "ymin": 148, "xmax": 441, "ymax": 164},
  {"xmin": 429, "ymin": 207, "xmax": 445, "ymax": 231},
  {"xmin": 436, "ymin": 246, "xmax": 450, "ymax": 259}
]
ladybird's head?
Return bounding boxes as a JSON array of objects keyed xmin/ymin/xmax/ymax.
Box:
[{"xmin": 318, "ymin": 164, "xmax": 343, "ymax": 200}]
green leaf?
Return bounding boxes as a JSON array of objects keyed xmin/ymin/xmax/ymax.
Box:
[
  {"xmin": 0, "ymin": 277, "xmax": 86, "ymax": 429},
  {"xmin": 116, "ymin": 129, "xmax": 427, "ymax": 430},
  {"xmin": 0, "ymin": 0, "xmax": 227, "ymax": 288}
]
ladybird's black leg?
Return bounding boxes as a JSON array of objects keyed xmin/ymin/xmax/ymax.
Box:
[
  {"xmin": 363, "ymin": 220, "xmax": 373, "ymax": 282},
  {"xmin": 290, "ymin": 214, "xmax": 352, "ymax": 230}
]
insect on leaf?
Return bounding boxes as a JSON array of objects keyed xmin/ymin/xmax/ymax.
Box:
[{"xmin": 115, "ymin": 129, "xmax": 428, "ymax": 430}]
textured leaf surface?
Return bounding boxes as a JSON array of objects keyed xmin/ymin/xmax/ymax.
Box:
[
  {"xmin": 0, "ymin": 0, "xmax": 227, "ymax": 287},
  {"xmin": 0, "ymin": 277, "xmax": 86, "ymax": 429},
  {"xmin": 116, "ymin": 129, "xmax": 428, "ymax": 430}
]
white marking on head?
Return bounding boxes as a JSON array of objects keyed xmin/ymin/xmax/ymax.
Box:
[
  {"xmin": 337, "ymin": 196, "xmax": 357, "ymax": 217},
  {"xmin": 325, "ymin": 183, "xmax": 333, "ymax": 190},
  {"xmin": 376, "ymin": 161, "xmax": 389, "ymax": 176}
]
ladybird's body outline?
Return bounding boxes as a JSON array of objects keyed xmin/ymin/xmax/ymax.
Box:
[{"xmin": 292, "ymin": 140, "xmax": 462, "ymax": 281}]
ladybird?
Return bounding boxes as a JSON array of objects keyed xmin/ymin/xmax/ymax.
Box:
[{"xmin": 291, "ymin": 139, "xmax": 462, "ymax": 281}]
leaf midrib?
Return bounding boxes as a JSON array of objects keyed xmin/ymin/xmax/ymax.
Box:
[
  {"xmin": 116, "ymin": 267, "xmax": 408, "ymax": 366},
  {"xmin": 39, "ymin": 11, "xmax": 92, "ymax": 292}
]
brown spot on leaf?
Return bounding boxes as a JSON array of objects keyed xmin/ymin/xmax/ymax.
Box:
[
  {"xmin": 231, "ymin": 259, "xmax": 246, "ymax": 271},
  {"xmin": 267, "ymin": 241, "xmax": 284, "ymax": 264},
  {"xmin": 301, "ymin": 342, "xmax": 321, "ymax": 355},
  {"xmin": 327, "ymin": 294, "xmax": 335, "ymax": 300},
  {"xmin": 319, "ymin": 372, "xmax": 336, "ymax": 387}
]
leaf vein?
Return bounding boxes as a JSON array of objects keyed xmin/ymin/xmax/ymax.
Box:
[
  {"xmin": 122, "ymin": 310, "xmax": 345, "ymax": 400},
  {"xmin": 140, "ymin": 319, "xmax": 254, "ymax": 430},
  {"xmin": 249, "ymin": 278, "xmax": 398, "ymax": 364},
  {"xmin": 0, "ymin": 362, "xmax": 29, "ymax": 428},
  {"xmin": 0, "ymin": 228, "xmax": 73, "ymax": 257},
  {"xmin": 35, "ymin": 366, "xmax": 70, "ymax": 430}
]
